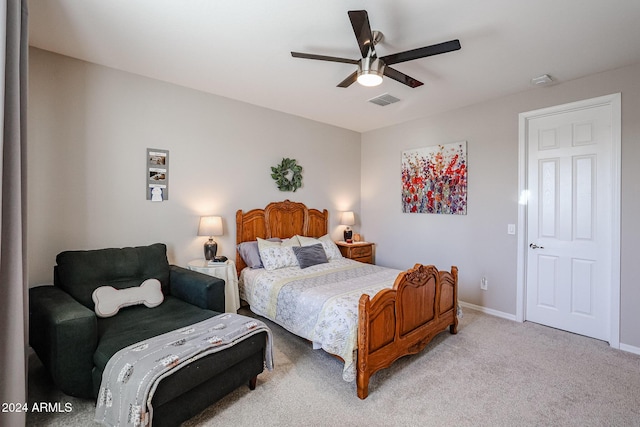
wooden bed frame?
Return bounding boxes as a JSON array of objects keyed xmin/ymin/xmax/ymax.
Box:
[{"xmin": 236, "ymin": 200, "xmax": 458, "ymax": 399}]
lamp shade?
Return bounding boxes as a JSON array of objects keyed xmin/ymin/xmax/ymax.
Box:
[
  {"xmin": 198, "ymin": 216, "xmax": 223, "ymax": 237},
  {"xmin": 341, "ymin": 211, "xmax": 355, "ymax": 226}
]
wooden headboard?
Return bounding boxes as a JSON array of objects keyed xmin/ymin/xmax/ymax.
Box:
[{"xmin": 235, "ymin": 200, "xmax": 329, "ymax": 275}]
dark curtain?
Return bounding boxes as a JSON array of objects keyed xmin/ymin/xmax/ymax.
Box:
[{"xmin": 0, "ymin": 1, "xmax": 29, "ymax": 426}]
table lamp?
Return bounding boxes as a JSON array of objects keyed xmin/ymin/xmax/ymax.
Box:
[
  {"xmin": 198, "ymin": 216, "xmax": 223, "ymax": 260},
  {"xmin": 341, "ymin": 211, "xmax": 355, "ymax": 243}
]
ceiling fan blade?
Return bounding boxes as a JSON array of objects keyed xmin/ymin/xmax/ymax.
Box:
[
  {"xmin": 337, "ymin": 71, "xmax": 358, "ymax": 88},
  {"xmin": 291, "ymin": 52, "xmax": 359, "ymax": 64},
  {"xmin": 381, "ymin": 39, "xmax": 461, "ymax": 65},
  {"xmin": 348, "ymin": 10, "xmax": 376, "ymax": 58},
  {"xmin": 383, "ymin": 67, "xmax": 423, "ymax": 88}
]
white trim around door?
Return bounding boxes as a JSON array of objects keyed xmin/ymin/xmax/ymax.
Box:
[{"xmin": 516, "ymin": 93, "xmax": 621, "ymax": 348}]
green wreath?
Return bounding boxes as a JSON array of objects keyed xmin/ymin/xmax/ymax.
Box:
[{"xmin": 271, "ymin": 158, "xmax": 303, "ymax": 192}]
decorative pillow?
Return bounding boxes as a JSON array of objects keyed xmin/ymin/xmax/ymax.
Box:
[
  {"xmin": 318, "ymin": 234, "xmax": 343, "ymax": 260},
  {"xmin": 92, "ymin": 278, "xmax": 164, "ymax": 318},
  {"xmin": 237, "ymin": 238, "xmax": 282, "ymax": 268},
  {"xmin": 280, "ymin": 236, "xmax": 301, "ymax": 246},
  {"xmin": 296, "ymin": 235, "xmax": 321, "ymax": 246},
  {"xmin": 292, "ymin": 244, "xmax": 329, "ymax": 269},
  {"xmin": 297, "ymin": 234, "xmax": 343, "ymax": 260},
  {"xmin": 257, "ymin": 237, "xmax": 300, "ymax": 271}
]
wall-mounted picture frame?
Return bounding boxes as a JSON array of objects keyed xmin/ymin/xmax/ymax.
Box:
[
  {"xmin": 401, "ymin": 141, "xmax": 467, "ymax": 214},
  {"xmin": 147, "ymin": 148, "xmax": 169, "ymax": 201}
]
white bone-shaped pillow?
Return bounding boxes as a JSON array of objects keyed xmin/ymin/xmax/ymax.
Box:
[{"xmin": 92, "ymin": 278, "xmax": 164, "ymax": 318}]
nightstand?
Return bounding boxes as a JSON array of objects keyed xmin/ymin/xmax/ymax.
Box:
[
  {"xmin": 187, "ymin": 259, "xmax": 240, "ymax": 313},
  {"xmin": 336, "ymin": 241, "xmax": 374, "ymax": 264}
]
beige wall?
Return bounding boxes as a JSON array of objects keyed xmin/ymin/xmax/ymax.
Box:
[
  {"xmin": 361, "ymin": 62, "xmax": 640, "ymax": 349},
  {"xmin": 28, "ymin": 47, "xmax": 640, "ymax": 350},
  {"xmin": 27, "ymin": 48, "xmax": 361, "ymax": 285}
]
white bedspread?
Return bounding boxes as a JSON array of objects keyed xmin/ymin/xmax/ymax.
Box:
[{"xmin": 240, "ymin": 258, "xmax": 401, "ymax": 382}]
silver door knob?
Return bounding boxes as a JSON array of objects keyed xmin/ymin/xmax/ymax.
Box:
[{"xmin": 529, "ymin": 243, "xmax": 544, "ymax": 249}]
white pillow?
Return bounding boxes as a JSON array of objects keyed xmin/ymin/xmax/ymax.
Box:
[
  {"xmin": 257, "ymin": 237, "xmax": 300, "ymax": 271},
  {"xmin": 296, "ymin": 235, "xmax": 320, "ymax": 246},
  {"xmin": 281, "ymin": 236, "xmax": 301, "ymax": 247},
  {"xmin": 298, "ymin": 234, "xmax": 343, "ymax": 260},
  {"xmin": 319, "ymin": 235, "xmax": 344, "ymax": 260},
  {"xmin": 92, "ymin": 278, "xmax": 164, "ymax": 318}
]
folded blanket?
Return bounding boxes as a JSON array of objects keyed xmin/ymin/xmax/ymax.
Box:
[{"xmin": 95, "ymin": 313, "xmax": 273, "ymax": 427}]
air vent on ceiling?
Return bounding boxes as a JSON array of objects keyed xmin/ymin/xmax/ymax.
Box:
[
  {"xmin": 368, "ymin": 93, "xmax": 401, "ymax": 106},
  {"xmin": 531, "ymin": 74, "xmax": 553, "ymax": 86}
]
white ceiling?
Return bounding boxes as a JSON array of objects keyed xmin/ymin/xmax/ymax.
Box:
[{"xmin": 28, "ymin": 0, "xmax": 640, "ymax": 133}]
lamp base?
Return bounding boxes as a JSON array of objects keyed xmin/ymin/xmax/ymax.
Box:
[
  {"xmin": 204, "ymin": 239, "xmax": 218, "ymax": 261},
  {"xmin": 343, "ymin": 228, "xmax": 353, "ymax": 244}
]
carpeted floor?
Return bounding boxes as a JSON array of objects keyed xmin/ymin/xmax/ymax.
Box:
[{"xmin": 27, "ymin": 308, "xmax": 640, "ymax": 426}]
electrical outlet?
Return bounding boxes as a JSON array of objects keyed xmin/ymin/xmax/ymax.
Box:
[{"xmin": 480, "ymin": 277, "xmax": 488, "ymax": 290}]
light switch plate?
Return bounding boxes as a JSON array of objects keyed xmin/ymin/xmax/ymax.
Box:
[{"xmin": 507, "ymin": 224, "xmax": 516, "ymax": 235}]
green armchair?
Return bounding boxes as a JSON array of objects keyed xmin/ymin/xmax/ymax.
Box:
[{"xmin": 29, "ymin": 243, "xmax": 267, "ymax": 426}]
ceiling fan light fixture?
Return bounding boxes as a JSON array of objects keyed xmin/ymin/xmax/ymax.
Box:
[
  {"xmin": 357, "ymin": 57, "xmax": 385, "ymax": 87},
  {"xmin": 357, "ymin": 71, "xmax": 383, "ymax": 87},
  {"xmin": 291, "ymin": 10, "xmax": 460, "ymax": 89}
]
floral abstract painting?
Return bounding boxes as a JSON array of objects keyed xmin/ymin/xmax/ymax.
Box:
[{"xmin": 401, "ymin": 141, "xmax": 467, "ymax": 214}]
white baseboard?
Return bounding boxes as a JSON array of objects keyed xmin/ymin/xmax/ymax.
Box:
[
  {"xmin": 619, "ymin": 343, "xmax": 640, "ymax": 356},
  {"xmin": 458, "ymin": 300, "xmax": 517, "ymax": 321},
  {"xmin": 460, "ymin": 301, "xmax": 640, "ymax": 355}
]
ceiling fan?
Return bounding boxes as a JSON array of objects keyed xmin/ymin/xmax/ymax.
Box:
[{"xmin": 291, "ymin": 10, "xmax": 461, "ymax": 88}]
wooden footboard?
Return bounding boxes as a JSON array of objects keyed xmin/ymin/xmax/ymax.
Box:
[{"xmin": 356, "ymin": 264, "xmax": 458, "ymax": 399}]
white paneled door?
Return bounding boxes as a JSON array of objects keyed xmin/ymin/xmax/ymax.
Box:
[{"xmin": 522, "ymin": 95, "xmax": 620, "ymax": 342}]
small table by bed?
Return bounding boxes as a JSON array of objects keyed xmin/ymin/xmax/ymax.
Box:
[
  {"xmin": 187, "ymin": 259, "xmax": 241, "ymax": 313},
  {"xmin": 335, "ymin": 241, "xmax": 374, "ymax": 264}
]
